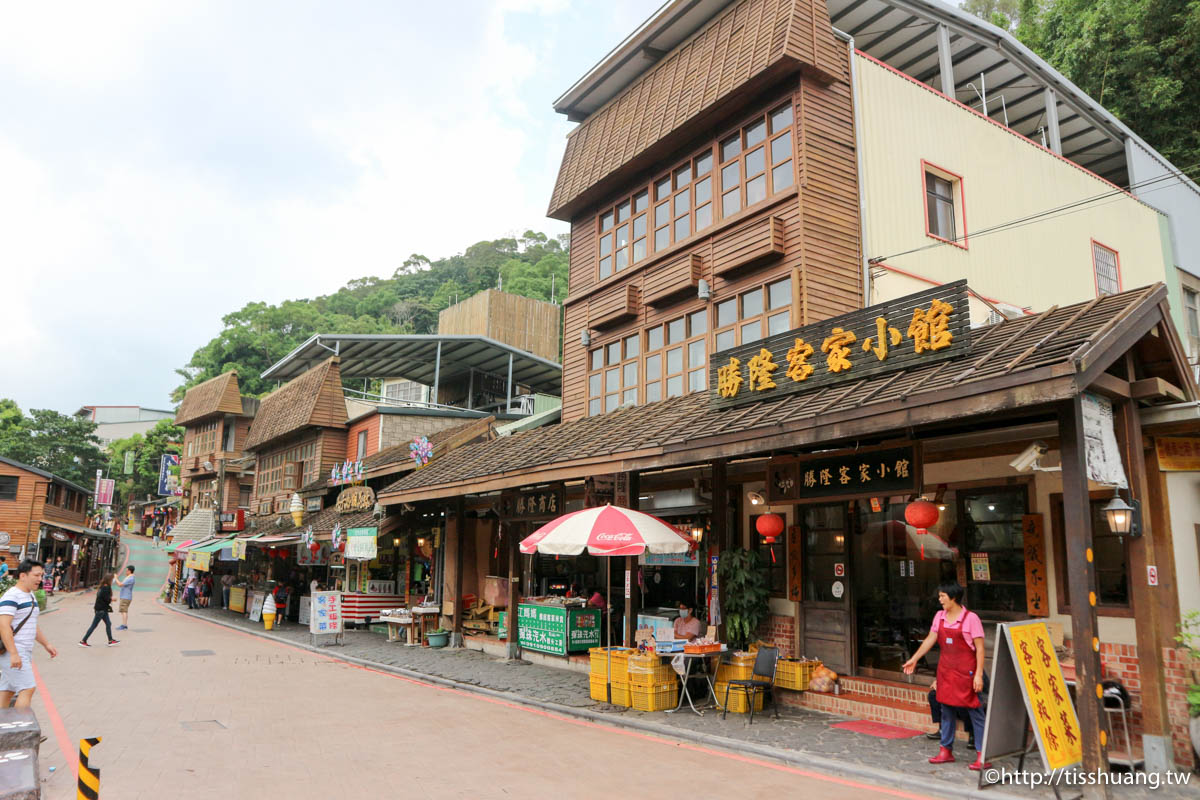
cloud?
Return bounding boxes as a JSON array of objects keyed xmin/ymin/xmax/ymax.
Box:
[{"xmin": 0, "ymin": 1, "xmax": 659, "ymax": 414}]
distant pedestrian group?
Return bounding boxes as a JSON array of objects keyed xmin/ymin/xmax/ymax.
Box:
[{"xmin": 79, "ymin": 566, "xmax": 135, "ymax": 646}]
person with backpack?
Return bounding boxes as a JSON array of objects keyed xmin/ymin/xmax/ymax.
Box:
[
  {"xmin": 78, "ymin": 572, "xmax": 119, "ymax": 647},
  {"xmin": 0, "ymin": 560, "xmax": 58, "ymax": 711}
]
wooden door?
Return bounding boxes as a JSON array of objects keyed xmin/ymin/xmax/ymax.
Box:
[{"xmin": 796, "ymin": 503, "xmax": 853, "ymax": 674}]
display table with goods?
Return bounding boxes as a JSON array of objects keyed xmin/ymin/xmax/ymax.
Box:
[
  {"xmin": 497, "ymin": 597, "xmax": 602, "ymax": 657},
  {"xmin": 664, "ymin": 641, "xmax": 728, "ymax": 715}
]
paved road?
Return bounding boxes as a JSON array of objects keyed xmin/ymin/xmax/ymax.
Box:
[{"xmin": 23, "ymin": 540, "xmax": 929, "ymax": 799}]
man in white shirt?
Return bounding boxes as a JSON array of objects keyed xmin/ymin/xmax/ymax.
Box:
[{"xmin": 0, "ymin": 560, "xmax": 58, "ymax": 710}]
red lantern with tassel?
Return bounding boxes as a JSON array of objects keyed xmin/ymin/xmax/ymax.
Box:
[
  {"xmin": 904, "ymin": 499, "xmax": 939, "ymax": 529},
  {"xmin": 756, "ymin": 513, "xmax": 785, "ymax": 544}
]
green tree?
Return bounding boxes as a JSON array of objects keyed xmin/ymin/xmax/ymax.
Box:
[
  {"xmin": 1011, "ymin": 0, "xmax": 1200, "ymax": 170},
  {"xmin": 0, "ymin": 402, "xmax": 105, "ymax": 486},
  {"xmin": 962, "ymin": 0, "xmax": 1020, "ymax": 29},
  {"xmin": 105, "ymin": 419, "xmax": 184, "ymax": 508}
]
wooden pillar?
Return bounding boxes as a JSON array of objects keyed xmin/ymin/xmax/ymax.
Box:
[
  {"xmin": 506, "ymin": 520, "xmax": 522, "ymax": 660},
  {"xmin": 711, "ymin": 459, "xmax": 729, "ymax": 551},
  {"xmin": 1058, "ymin": 398, "xmax": 1111, "ymax": 794},
  {"xmin": 451, "ymin": 497, "xmax": 465, "ymax": 645},
  {"xmin": 625, "ymin": 472, "xmax": 640, "ymax": 647},
  {"xmin": 1143, "ymin": 445, "xmax": 1182, "ymax": 635},
  {"xmin": 1116, "ymin": 398, "xmax": 1175, "ymax": 770}
]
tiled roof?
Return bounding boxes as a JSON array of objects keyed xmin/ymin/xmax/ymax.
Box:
[
  {"xmin": 254, "ymin": 504, "xmax": 377, "ymax": 537},
  {"xmin": 547, "ymin": 0, "xmax": 845, "ymax": 219},
  {"xmin": 245, "ymin": 357, "xmax": 345, "ymax": 450},
  {"xmin": 382, "ymin": 285, "xmax": 1190, "ymax": 498},
  {"xmin": 298, "ymin": 416, "xmax": 497, "ymax": 493},
  {"xmin": 168, "ymin": 509, "xmax": 214, "ymax": 543},
  {"xmin": 176, "ymin": 372, "xmax": 245, "ymax": 426}
]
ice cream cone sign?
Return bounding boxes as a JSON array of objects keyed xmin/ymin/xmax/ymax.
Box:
[{"xmin": 290, "ymin": 493, "xmax": 304, "ymax": 527}]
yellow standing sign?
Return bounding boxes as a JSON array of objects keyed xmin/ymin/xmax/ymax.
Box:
[{"xmin": 980, "ymin": 620, "xmax": 1084, "ymax": 777}]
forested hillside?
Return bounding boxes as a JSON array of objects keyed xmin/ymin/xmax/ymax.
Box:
[{"xmin": 174, "ymin": 231, "xmax": 568, "ymax": 400}]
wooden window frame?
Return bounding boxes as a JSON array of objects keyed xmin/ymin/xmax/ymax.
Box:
[
  {"xmin": 750, "ymin": 512, "xmax": 789, "ymax": 598},
  {"xmin": 0, "ymin": 476, "xmax": 17, "ymax": 502},
  {"xmin": 717, "ymin": 103, "xmax": 796, "ymax": 223},
  {"xmin": 1049, "ymin": 491, "xmax": 1133, "ymax": 617},
  {"xmin": 644, "ymin": 308, "xmax": 708, "ymax": 403},
  {"xmin": 356, "ymin": 429, "xmax": 368, "ymax": 461},
  {"xmin": 713, "ymin": 275, "xmax": 793, "ymax": 353},
  {"xmin": 1184, "ymin": 288, "xmax": 1200, "ymax": 339},
  {"xmin": 954, "ymin": 483, "xmax": 1030, "ymax": 621},
  {"xmin": 586, "ymin": 333, "xmax": 642, "ymax": 416},
  {"xmin": 921, "ymin": 160, "xmax": 968, "ymax": 249},
  {"xmin": 597, "ymin": 187, "xmax": 652, "ymax": 280},
  {"xmin": 591, "ymin": 97, "xmax": 796, "ymax": 283},
  {"xmin": 1090, "ymin": 239, "xmax": 1122, "ymax": 297}
]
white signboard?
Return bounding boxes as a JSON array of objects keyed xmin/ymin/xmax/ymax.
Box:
[
  {"xmin": 1081, "ymin": 392, "xmax": 1128, "ymax": 488},
  {"xmin": 248, "ymin": 591, "xmax": 266, "ymax": 623},
  {"xmin": 298, "ymin": 595, "xmax": 312, "ymax": 625},
  {"xmin": 310, "ymin": 591, "xmax": 343, "ymax": 635},
  {"xmin": 345, "ymin": 527, "xmax": 378, "ymax": 560}
]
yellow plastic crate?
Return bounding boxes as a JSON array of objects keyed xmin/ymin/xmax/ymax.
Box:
[
  {"xmin": 714, "ymin": 681, "xmax": 766, "ymax": 714},
  {"xmin": 715, "ymin": 660, "xmax": 755, "ymax": 683},
  {"xmin": 589, "ymin": 647, "xmax": 633, "ymax": 682},
  {"xmin": 589, "ymin": 676, "xmax": 631, "ymax": 706},
  {"xmin": 630, "ymin": 681, "xmax": 679, "ymax": 712},
  {"xmin": 775, "ymin": 658, "xmax": 821, "ymax": 691},
  {"xmin": 627, "ymin": 653, "xmax": 676, "ymax": 686}
]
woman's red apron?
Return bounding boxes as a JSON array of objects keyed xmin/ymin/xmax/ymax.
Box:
[{"xmin": 935, "ymin": 612, "xmax": 980, "ymax": 708}]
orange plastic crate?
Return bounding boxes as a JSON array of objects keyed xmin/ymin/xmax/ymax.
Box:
[
  {"xmin": 630, "ymin": 681, "xmax": 678, "ymax": 712},
  {"xmin": 684, "ymin": 642, "xmax": 722, "ymax": 654}
]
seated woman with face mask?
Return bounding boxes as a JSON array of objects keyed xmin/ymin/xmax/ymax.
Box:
[{"xmin": 672, "ymin": 602, "xmax": 703, "ymax": 641}]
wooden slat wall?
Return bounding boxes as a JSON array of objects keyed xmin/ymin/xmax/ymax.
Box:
[
  {"xmin": 589, "ymin": 284, "xmax": 640, "ymax": 328},
  {"xmin": 645, "ymin": 253, "xmax": 703, "ymax": 305},
  {"xmin": 309, "ymin": 361, "xmax": 349, "ymax": 429},
  {"xmin": 0, "ymin": 464, "xmax": 90, "ymax": 555},
  {"xmin": 346, "ymin": 415, "xmax": 380, "ymax": 461},
  {"xmin": 712, "ymin": 215, "xmax": 786, "ymax": 276},
  {"xmin": 798, "ymin": 60, "xmax": 861, "ymax": 321}
]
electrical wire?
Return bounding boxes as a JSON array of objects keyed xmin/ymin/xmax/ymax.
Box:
[{"xmin": 868, "ymin": 161, "xmax": 1200, "ymax": 265}]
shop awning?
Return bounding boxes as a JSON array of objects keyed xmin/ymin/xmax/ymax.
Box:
[
  {"xmin": 166, "ymin": 539, "xmax": 196, "ymax": 554},
  {"xmin": 187, "ymin": 537, "xmax": 237, "ymax": 554},
  {"xmin": 39, "ymin": 520, "xmax": 114, "ymax": 540},
  {"xmin": 249, "ymin": 534, "xmax": 302, "ymax": 546}
]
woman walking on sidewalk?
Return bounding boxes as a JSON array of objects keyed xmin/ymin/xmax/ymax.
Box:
[{"xmin": 79, "ymin": 573, "xmax": 119, "ymax": 647}]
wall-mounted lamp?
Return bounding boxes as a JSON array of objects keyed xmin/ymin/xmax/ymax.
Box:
[
  {"xmin": 580, "ymin": 329, "xmax": 592, "ymax": 347},
  {"xmin": 747, "ymin": 490, "xmax": 765, "ymax": 506},
  {"xmin": 393, "ymin": 537, "xmax": 401, "ymax": 547},
  {"xmin": 417, "ymin": 536, "xmax": 428, "ymax": 548},
  {"xmin": 691, "ymin": 525, "xmax": 704, "ymax": 543},
  {"xmin": 698, "ymin": 279, "xmax": 711, "ymax": 301},
  {"xmin": 1103, "ymin": 492, "xmax": 1141, "ymax": 537}
]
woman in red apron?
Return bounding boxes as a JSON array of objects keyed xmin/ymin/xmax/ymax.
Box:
[{"xmin": 903, "ymin": 583, "xmax": 990, "ymax": 770}]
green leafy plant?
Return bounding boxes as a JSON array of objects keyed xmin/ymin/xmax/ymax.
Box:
[
  {"xmin": 717, "ymin": 548, "xmax": 770, "ymax": 650},
  {"xmin": 1175, "ymin": 610, "xmax": 1200, "ymax": 717}
]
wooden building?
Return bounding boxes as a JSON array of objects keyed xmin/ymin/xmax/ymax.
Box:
[
  {"xmin": 244, "ymin": 357, "xmax": 350, "ymax": 520},
  {"xmin": 438, "ymin": 289, "xmax": 562, "ymax": 364},
  {"xmin": 0, "ymin": 455, "xmax": 116, "ymax": 586},
  {"xmin": 176, "ymin": 371, "xmax": 259, "ymax": 517}
]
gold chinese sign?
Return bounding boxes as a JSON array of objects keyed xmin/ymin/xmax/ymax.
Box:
[
  {"xmin": 766, "ymin": 443, "xmax": 921, "ymax": 504},
  {"xmin": 710, "ymin": 281, "xmax": 970, "ymax": 409},
  {"xmin": 499, "ymin": 486, "xmax": 565, "ymax": 521},
  {"xmin": 1022, "ymin": 514, "xmax": 1048, "ymax": 617},
  {"xmin": 336, "ymin": 485, "xmax": 377, "ymax": 514},
  {"xmin": 1155, "ymin": 436, "xmax": 1200, "ymax": 471}
]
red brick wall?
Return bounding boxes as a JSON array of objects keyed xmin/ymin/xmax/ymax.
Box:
[
  {"xmin": 755, "ymin": 614, "xmax": 796, "ymax": 658},
  {"xmin": 1065, "ymin": 638, "xmax": 1195, "ymax": 768}
]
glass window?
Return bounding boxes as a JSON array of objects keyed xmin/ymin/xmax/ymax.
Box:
[
  {"xmin": 771, "ymin": 132, "xmax": 792, "ymax": 165},
  {"xmin": 1186, "ymin": 289, "xmax": 1200, "ymax": 338},
  {"xmin": 925, "ymin": 172, "xmax": 958, "ymax": 242},
  {"xmin": 688, "ymin": 340, "xmax": 705, "ymax": 368},
  {"xmin": 624, "ymin": 335, "xmax": 640, "ymax": 360},
  {"xmin": 745, "ymin": 147, "xmax": 765, "ymax": 177},
  {"xmin": 606, "ymin": 368, "xmax": 619, "ymax": 392},
  {"xmin": 956, "ymin": 487, "xmax": 1028, "ymax": 615},
  {"xmin": 647, "ymin": 325, "xmax": 664, "ymax": 352},
  {"xmin": 666, "ymin": 376, "xmax": 683, "ymax": 397},
  {"xmin": 589, "ymin": 374, "xmax": 602, "ymax": 396},
  {"xmin": 768, "ymin": 311, "xmax": 791, "ymax": 335},
  {"xmin": 656, "ymin": 177, "xmax": 671, "ymax": 200},
  {"xmin": 695, "ymin": 152, "xmax": 712, "ymax": 176},
  {"xmin": 666, "ymin": 347, "xmax": 683, "ymax": 374},
  {"xmin": 742, "ymin": 288, "xmax": 763, "ymax": 318},
  {"xmin": 591, "ymin": 349, "xmax": 603, "ymax": 370},
  {"xmin": 667, "ymin": 318, "xmax": 686, "ymax": 344},
  {"xmin": 646, "ymin": 353, "xmax": 661, "ymax": 381},
  {"xmin": 768, "ymin": 278, "xmax": 791, "ymax": 310},
  {"xmin": 607, "ymin": 342, "xmax": 621, "ymax": 364},
  {"xmin": 741, "ymin": 320, "xmax": 761, "ymax": 343},
  {"xmin": 717, "ymin": 299, "xmax": 737, "ymax": 328},
  {"xmin": 689, "ymin": 369, "xmax": 706, "ymax": 392},
  {"xmin": 1092, "ymin": 242, "xmax": 1120, "ymax": 296},
  {"xmin": 646, "ymin": 383, "xmax": 662, "ymax": 402},
  {"xmin": 715, "ymin": 330, "xmax": 735, "ymax": 351},
  {"xmin": 675, "ymin": 165, "xmax": 691, "ymax": 188},
  {"xmin": 623, "ymin": 362, "xmax": 637, "ymax": 387},
  {"xmin": 689, "ymin": 309, "xmax": 707, "ymax": 335},
  {"xmin": 634, "ymin": 190, "xmax": 649, "ymax": 213},
  {"xmin": 721, "ymin": 135, "xmax": 741, "ymax": 162},
  {"xmin": 770, "ymin": 104, "xmax": 793, "ymax": 133}
]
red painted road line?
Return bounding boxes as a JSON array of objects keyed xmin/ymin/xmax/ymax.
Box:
[
  {"xmin": 33, "ymin": 662, "xmax": 78, "ymax": 776},
  {"xmin": 162, "ymin": 602, "xmax": 931, "ymax": 800}
]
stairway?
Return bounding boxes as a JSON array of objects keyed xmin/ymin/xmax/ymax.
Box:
[{"xmin": 781, "ymin": 675, "xmax": 941, "ymax": 733}]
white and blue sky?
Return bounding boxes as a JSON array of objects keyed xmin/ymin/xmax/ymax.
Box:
[{"xmin": 0, "ymin": 0, "xmax": 656, "ymax": 414}]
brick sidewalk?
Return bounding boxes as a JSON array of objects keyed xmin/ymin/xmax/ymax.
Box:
[{"xmin": 173, "ymin": 604, "xmax": 1199, "ymax": 800}]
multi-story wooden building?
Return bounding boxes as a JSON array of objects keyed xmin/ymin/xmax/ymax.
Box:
[
  {"xmin": 176, "ymin": 371, "xmax": 258, "ymax": 516},
  {"xmin": 244, "ymin": 357, "xmax": 350, "ymax": 519},
  {"xmin": 0, "ymin": 456, "xmax": 115, "ymax": 585},
  {"xmin": 375, "ymin": 0, "xmax": 1200, "ymax": 776}
]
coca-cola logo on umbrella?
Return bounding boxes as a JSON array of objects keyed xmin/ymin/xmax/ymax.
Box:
[{"xmin": 593, "ymin": 532, "xmax": 634, "ymax": 542}]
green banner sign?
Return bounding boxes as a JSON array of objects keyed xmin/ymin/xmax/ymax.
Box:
[{"xmin": 498, "ymin": 604, "xmax": 602, "ymax": 656}]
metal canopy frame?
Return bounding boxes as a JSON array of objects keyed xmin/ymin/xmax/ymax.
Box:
[{"xmin": 260, "ymin": 334, "xmax": 562, "ymax": 398}]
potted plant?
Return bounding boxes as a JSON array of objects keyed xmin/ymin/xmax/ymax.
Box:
[
  {"xmin": 426, "ymin": 628, "xmax": 450, "ymax": 648},
  {"xmin": 1175, "ymin": 610, "xmax": 1200, "ymax": 757},
  {"xmin": 717, "ymin": 549, "xmax": 770, "ymax": 651}
]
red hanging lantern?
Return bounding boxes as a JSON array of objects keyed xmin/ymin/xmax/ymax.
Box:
[
  {"xmin": 756, "ymin": 513, "xmax": 785, "ymax": 545},
  {"xmin": 904, "ymin": 500, "xmax": 939, "ymax": 529}
]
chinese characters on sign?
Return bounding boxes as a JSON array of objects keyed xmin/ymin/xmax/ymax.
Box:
[
  {"xmin": 1003, "ymin": 622, "xmax": 1082, "ymax": 771},
  {"xmin": 765, "ymin": 444, "xmax": 921, "ymax": 504},
  {"xmin": 1022, "ymin": 514, "xmax": 1048, "ymax": 617},
  {"xmin": 1155, "ymin": 436, "xmax": 1200, "ymax": 471},
  {"xmin": 499, "ymin": 486, "xmax": 565, "ymax": 520},
  {"xmin": 710, "ymin": 281, "xmax": 970, "ymax": 409},
  {"xmin": 310, "ymin": 591, "xmax": 343, "ymax": 635}
]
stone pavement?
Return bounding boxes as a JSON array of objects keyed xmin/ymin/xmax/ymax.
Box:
[
  {"xmin": 26, "ymin": 590, "xmax": 903, "ymax": 800},
  {"xmin": 176, "ymin": 603, "xmax": 1200, "ymax": 800}
]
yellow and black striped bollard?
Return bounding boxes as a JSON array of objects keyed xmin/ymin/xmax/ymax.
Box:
[{"xmin": 77, "ymin": 737, "xmax": 101, "ymax": 799}]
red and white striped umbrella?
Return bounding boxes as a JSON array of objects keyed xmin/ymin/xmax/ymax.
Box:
[{"xmin": 519, "ymin": 505, "xmax": 693, "ymax": 557}]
